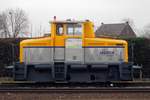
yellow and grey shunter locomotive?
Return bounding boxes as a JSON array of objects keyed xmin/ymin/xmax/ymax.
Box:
[{"xmin": 13, "ymin": 18, "xmax": 132, "ymax": 83}]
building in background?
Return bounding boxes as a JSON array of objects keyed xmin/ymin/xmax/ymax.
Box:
[{"xmin": 95, "ymin": 22, "xmax": 136, "ymax": 38}]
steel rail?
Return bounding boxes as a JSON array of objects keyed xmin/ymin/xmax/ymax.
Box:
[{"xmin": 0, "ymin": 87, "xmax": 150, "ymax": 92}]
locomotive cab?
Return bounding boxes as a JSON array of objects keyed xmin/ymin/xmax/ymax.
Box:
[{"xmin": 13, "ymin": 19, "xmax": 133, "ymax": 83}]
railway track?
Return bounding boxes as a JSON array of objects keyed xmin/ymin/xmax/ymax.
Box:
[{"xmin": 0, "ymin": 87, "xmax": 150, "ymax": 92}]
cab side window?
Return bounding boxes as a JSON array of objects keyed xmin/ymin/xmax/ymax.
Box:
[
  {"xmin": 67, "ymin": 23, "xmax": 82, "ymax": 35},
  {"xmin": 67, "ymin": 24, "xmax": 74, "ymax": 35},
  {"xmin": 74, "ymin": 24, "xmax": 82, "ymax": 35},
  {"xmin": 56, "ymin": 24, "xmax": 63, "ymax": 35}
]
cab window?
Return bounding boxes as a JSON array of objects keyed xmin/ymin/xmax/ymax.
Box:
[
  {"xmin": 67, "ymin": 24, "xmax": 74, "ymax": 35},
  {"xmin": 56, "ymin": 24, "xmax": 63, "ymax": 35},
  {"xmin": 67, "ymin": 23, "xmax": 82, "ymax": 35}
]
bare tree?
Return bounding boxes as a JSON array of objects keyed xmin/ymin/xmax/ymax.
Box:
[
  {"xmin": 142, "ymin": 24, "xmax": 150, "ymax": 38},
  {"xmin": 0, "ymin": 8, "xmax": 29, "ymax": 38},
  {"xmin": 0, "ymin": 13, "xmax": 10, "ymax": 38}
]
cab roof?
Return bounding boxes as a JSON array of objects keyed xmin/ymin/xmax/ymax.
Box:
[{"xmin": 50, "ymin": 20, "xmax": 88, "ymax": 24}]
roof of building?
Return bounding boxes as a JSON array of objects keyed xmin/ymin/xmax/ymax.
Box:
[{"xmin": 95, "ymin": 22, "xmax": 136, "ymax": 37}]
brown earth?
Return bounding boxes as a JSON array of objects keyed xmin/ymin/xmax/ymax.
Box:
[{"xmin": 0, "ymin": 92, "xmax": 150, "ymax": 100}]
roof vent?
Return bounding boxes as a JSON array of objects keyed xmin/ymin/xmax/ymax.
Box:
[
  {"xmin": 54, "ymin": 16, "xmax": 56, "ymax": 21},
  {"xmin": 66, "ymin": 19, "xmax": 71, "ymax": 21}
]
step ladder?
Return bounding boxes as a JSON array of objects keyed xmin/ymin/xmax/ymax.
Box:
[
  {"xmin": 13, "ymin": 63, "xmax": 25, "ymax": 81},
  {"xmin": 54, "ymin": 62, "xmax": 65, "ymax": 81}
]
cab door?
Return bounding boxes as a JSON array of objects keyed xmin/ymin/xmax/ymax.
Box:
[
  {"xmin": 54, "ymin": 24, "xmax": 65, "ymax": 62},
  {"xmin": 65, "ymin": 23, "xmax": 84, "ymax": 64}
]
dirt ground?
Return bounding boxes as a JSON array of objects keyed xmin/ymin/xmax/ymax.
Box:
[{"xmin": 0, "ymin": 92, "xmax": 150, "ymax": 100}]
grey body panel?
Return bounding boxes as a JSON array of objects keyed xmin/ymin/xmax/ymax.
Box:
[
  {"xmin": 54, "ymin": 48, "xmax": 65, "ymax": 61},
  {"xmin": 85, "ymin": 47, "xmax": 124, "ymax": 64},
  {"xmin": 23, "ymin": 46, "xmax": 124, "ymax": 65},
  {"xmin": 65, "ymin": 48, "xmax": 84, "ymax": 64},
  {"xmin": 65, "ymin": 38, "xmax": 83, "ymax": 64},
  {"xmin": 24, "ymin": 47, "xmax": 53, "ymax": 64}
]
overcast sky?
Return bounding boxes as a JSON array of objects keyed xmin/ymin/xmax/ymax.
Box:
[{"xmin": 0, "ymin": 0, "xmax": 149, "ymax": 36}]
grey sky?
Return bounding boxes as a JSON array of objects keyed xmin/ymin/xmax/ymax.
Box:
[{"xmin": 0, "ymin": 0, "xmax": 149, "ymax": 36}]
